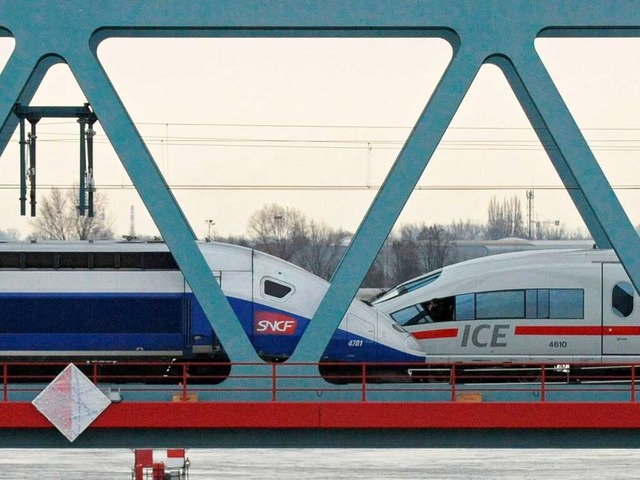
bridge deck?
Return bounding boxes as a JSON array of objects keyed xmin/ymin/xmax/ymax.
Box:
[
  {"xmin": 2, "ymin": 361, "xmax": 640, "ymax": 447},
  {"xmin": 2, "ymin": 400, "xmax": 640, "ymax": 448}
]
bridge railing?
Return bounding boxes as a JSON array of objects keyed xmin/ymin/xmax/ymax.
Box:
[{"xmin": 1, "ymin": 360, "xmax": 639, "ymax": 403}]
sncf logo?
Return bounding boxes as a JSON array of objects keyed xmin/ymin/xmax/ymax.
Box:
[{"xmin": 254, "ymin": 311, "xmax": 298, "ymax": 335}]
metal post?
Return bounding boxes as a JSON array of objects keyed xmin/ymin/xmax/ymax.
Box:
[
  {"xmin": 632, "ymin": 365, "xmax": 636, "ymax": 403},
  {"xmin": 28, "ymin": 119, "xmax": 38, "ymax": 217},
  {"xmin": 450, "ymin": 364, "xmax": 456, "ymax": 402},
  {"xmin": 361, "ymin": 364, "xmax": 367, "ymax": 402},
  {"xmin": 182, "ymin": 363, "xmax": 188, "ymax": 401},
  {"xmin": 271, "ymin": 363, "xmax": 277, "ymax": 402},
  {"xmin": 540, "ymin": 365, "xmax": 546, "ymax": 403},
  {"xmin": 526, "ymin": 189, "xmax": 534, "ymax": 239},
  {"xmin": 205, "ymin": 219, "xmax": 215, "ymax": 242},
  {"xmin": 19, "ymin": 117, "xmax": 26, "ymax": 216},
  {"xmin": 78, "ymin": 118, "xmax": 86, "ymax": 216},
  {"xmin": 2, "ymin": 363, "xmax": 7, "ymax": 402},
  {"xmin": 86, "ymin": 119, "xmax": 95, "ymax": 217}
]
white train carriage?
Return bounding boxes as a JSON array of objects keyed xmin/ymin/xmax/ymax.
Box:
[{"xmin": 372, "ymin": 249, "xmax": 639, "ymax": 364}]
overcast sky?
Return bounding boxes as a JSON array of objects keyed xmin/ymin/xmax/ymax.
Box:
[{"xmin": 0, "ymin": 37, "xmax": 639, "ymax": 240}]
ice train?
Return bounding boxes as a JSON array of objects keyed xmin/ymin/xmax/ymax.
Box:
[
  {"xmin": 372, "ymin": 249, "xmax": 640, "ymax": 364},
  {"xmin": 0, "ymin": 240, "xmax": 424, "ymax": 367}
]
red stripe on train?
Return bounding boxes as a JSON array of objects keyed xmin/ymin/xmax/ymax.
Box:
[
  {"xmin": 413, "ymin": 325, "xmax": 640, "ymax": 340},
  {"xmin": 515, "ymin": 326, "xmax": 640, "ymax": 336},
  {"xmin": 413, "ymin": 328, "xmax": 459, "ymax": 340}
]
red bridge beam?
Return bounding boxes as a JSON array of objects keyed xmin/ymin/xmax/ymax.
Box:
[{"xmin": 2, "ymin": 402, "xmax": 640, "ymax": 430}]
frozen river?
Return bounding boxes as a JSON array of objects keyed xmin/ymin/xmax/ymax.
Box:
[{"xmin": 0, "ymin": 448, "xmax": 638, "ymax": 479}]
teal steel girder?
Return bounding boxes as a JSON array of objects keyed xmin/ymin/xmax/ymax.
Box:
[{"xmin": 0, "ymin": 1, "xmax": 639, "ymax": 365}]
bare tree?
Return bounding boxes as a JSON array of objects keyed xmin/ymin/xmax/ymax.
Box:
[
  {"xmin": 0, "ymin": 229, "xmax": 21, "ymax": 241},
  {"xmin": 295, "ymin": 220, "xmax": 349, "ymax": 280},
  {"xmin": 390, "ymin": 225, "xmax": 423, "ymax": 284},
  {"xmin": 386, "ymin": 223, "xmax": 451, "ymax": 285},
  {"xmin": 419, "ymin": 224, "xmax": 451, "ymax": 271},
  {"xmin": 486, "ymin": 195, "xmax": 525, "ymax": 239},
  {"xmin": 447, "ymin": 219, "xmax": 485, "ymax": 240},
  {"xmin": 534, "ymin": 220, "xmax": 566, "ymax": 240},
  {"xmin": 362, "ymin": 257, "xmax": 387, "ymax": 288},
  {"xmin": 248, "ymin": 204, "xmax": 308, "ymax": 261},
  {"xmin": 31, "ymin": 187, "xmax": 114, "ymax": 240}
]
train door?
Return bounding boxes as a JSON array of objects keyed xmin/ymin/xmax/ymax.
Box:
[{"xmin": 602, "ymin": 263, "xmax": 640, "ymax": 355}]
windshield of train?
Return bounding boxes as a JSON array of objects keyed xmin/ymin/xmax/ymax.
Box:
[{"xmin": 371, "ymin": 270, "xmax": 442, "ymax": 304}]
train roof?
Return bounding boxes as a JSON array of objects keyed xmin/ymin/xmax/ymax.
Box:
[
  {"xmin": 451, "ymin": 238, "xmax": 596, "ymax": 249},
  {"xmin": 372, "ymin": 248, "xmax": 620, "ymax": 306},
  {"xmin": 446, "ymin": 247, "xmax": 614, "ymax": 270},
  {"xmin": 0, "ymin": 239, "xmax": 250, "ymax": 254},
  {"xmin": 0, "ymin": 240, "xmax": 323, "ymax": 279},
  {"xmin": 380, "ymin": 249, "xmax": 614, "ymax": 293}
]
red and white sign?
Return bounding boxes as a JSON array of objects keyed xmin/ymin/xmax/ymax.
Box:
[
  {"xmin": 254, "ymin": 311, "xmax": 298, "ymax": 335},
  {"xmin": 135, "ymin": 449, "xmax": 185, "ymax": 469}
]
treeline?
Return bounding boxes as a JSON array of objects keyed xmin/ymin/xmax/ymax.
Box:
[{"xmin": 218, "ymin": 197, "xmax": 595, "ymax": 288}]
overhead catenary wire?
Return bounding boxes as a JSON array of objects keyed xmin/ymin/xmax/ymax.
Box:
[
  {"xmin": 26, "ymin": 135, "xmax": 640, "ymax": 153},
  {"xmin": 5, "ymin": 121, "xmax": 638, "ymax": 192},
  {"xmin": 26, "ymin": 121, "xmax": 640, "ymax": 153}
]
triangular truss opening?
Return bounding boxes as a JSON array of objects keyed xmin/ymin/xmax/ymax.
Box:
[
  {"xmin": 537, "ymin": 38, "xmax": 640, "ymax": 231},
  {"xmin": 97, "ymin": 37, "xmax": 452, "ymax": 261},
  {"xmin": 364, "ymin": 62, "xmax": 592, "ymax": 293}
]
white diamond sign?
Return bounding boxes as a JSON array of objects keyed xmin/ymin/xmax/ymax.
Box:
[{"xmin": 32, "ymin": 363, "xmax": 111, "ymax": 442}]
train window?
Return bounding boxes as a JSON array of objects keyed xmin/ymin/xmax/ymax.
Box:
[
  {"xmin": 476, "ymin": 291, "xmax": 524, "ymax": 319},
  {"xmin": 525, "ymin": 288, "xmax": 583, "ymax": 319},
  {"xmin": 537, "ymin": 289, "xmax": 550, "ymax": 319},
  {"xmin": 372, "ymin": 270, "xmax": 442, "ymax": 304},
  {"xmin": 525, "ymin": 290, "xmax": 538, "ymax": 318},
  {"xmin": 142, "ymin": 252, "xmax": 179, "ymax": 270},
  {"xmin": 0, "ymin": 252, "xmax": 22, "ymax": 268},
  {"xmin": 93, "ymin": 252, "xmax": 117, "ymax": 268},
  {"xmin": 58, "ymin": 252, "xmax": 89, "ymax": 269},
  {"xmin": 449, "ymin": 288, "xmax": 584, "ymax": 321},
  {"xmin": 455, "ymin": 294, "xmax": 474, "ymax": 320},
  {"xmin": 549, "ymin": 289, "xmax": 583, "ymax": 319},
  {"xmin": 426, "ymin": 297, "xmax": 454, "ymax": 321},
  {"xmin": 0, "ymin": 250, "xmax": 180, "ymax": 270},
  {"xmin": 612, "ymin": 282, "xmax": 634, "ymax": 318},
  {"xmin": 402, "ymin": 271, "xmax": 442, "ymax": 293},
  {"xmin": 392, "ymin": 305, "xmax": 429, "ymax": 326},
  {"xmin": 262, "ymin": 278, "xmax": 294, "ymax": 300},
  {"xmin": 119, "ymin": 253, "xmax": 142, "ymax": 269},
  {"xmin": 23, "ymin": 252, "xmax": 55, "ymax": 269}
]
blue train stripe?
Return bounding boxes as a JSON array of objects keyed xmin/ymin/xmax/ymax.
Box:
[{"xmin": 0, "ymin": 291, "xmax": 418, "ymax": 362}]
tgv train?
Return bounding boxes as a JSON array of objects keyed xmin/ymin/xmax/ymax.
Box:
[
  {"xmin": 0, "ymin": 240, "xmax": 424, "ymax": 367},
  {"xmin": 372, "ymin": 249, "xmax": 640, "ymax": 364}
]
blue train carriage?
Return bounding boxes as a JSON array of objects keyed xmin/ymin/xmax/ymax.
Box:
[
  {"xmin": 371, "ymin": 249, "xmax": 640, "ymax": 381},
  {"xmin": 0, "ymin": 241, "xmax": 424, "ymax": 377}
]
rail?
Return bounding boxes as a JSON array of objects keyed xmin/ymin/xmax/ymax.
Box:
[{"xmin": 1, "ymin": 360, "xmax": 639, "ymax": 403}]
